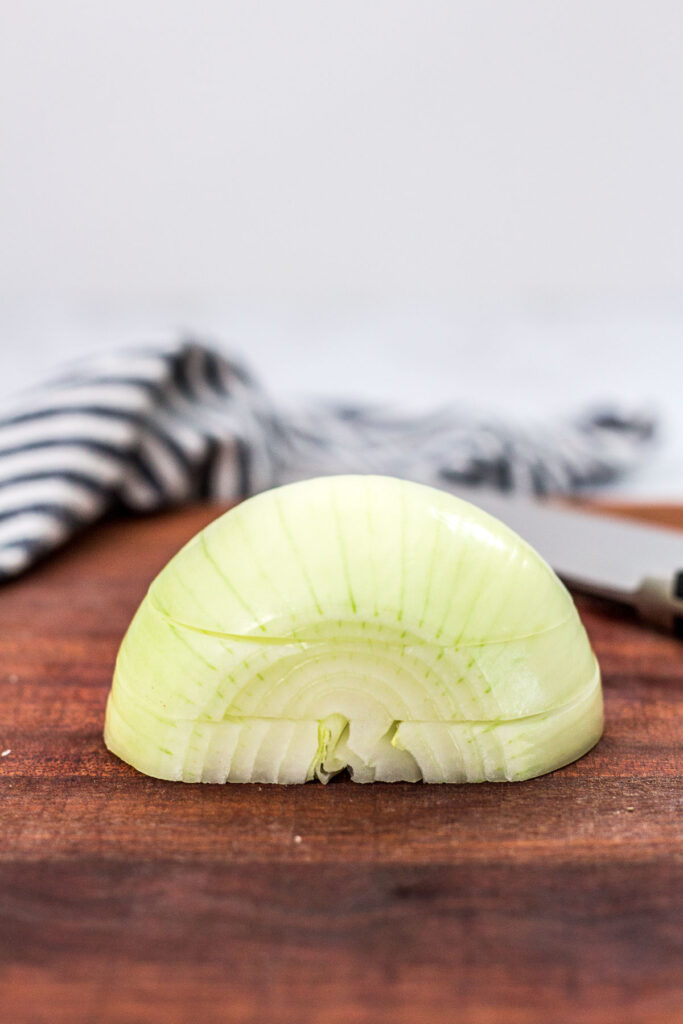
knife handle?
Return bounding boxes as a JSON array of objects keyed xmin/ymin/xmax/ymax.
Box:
[{"xmin": 635, "ymin": 572, "xmax": 683, "ymax": 636}]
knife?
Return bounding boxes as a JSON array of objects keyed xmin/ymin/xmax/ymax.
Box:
[{"xmin": 450, "ymin": 488, "xmax": 683, "ymax": 637}]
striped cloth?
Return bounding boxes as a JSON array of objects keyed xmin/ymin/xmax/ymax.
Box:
[{"xmin": 0, "ymin": 339, "xmax": 656, "ymax": 582}]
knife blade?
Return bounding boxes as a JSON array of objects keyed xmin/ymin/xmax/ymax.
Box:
[{"xmin": 450, "ymin": 487, "xmax": 683, "ymax": 636}]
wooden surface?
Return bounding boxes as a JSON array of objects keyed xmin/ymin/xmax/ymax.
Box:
[{"xmin": 1, "ymin": 503, "xmax": 681, "ymax": 1024}]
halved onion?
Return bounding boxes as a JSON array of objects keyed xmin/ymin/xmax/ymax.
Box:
[{"xmin": 104, "ymin": 475, "xmax": 602, "ymax": 783}]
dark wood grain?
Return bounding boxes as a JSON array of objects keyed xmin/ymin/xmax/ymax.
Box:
[{"xmin": 1, "ymin": 503, "xmax": 681, "ymax": 1024}]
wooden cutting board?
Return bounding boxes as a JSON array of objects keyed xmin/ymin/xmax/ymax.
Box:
[{"xmin": 1, "ymin": 503, "xmax": 681, "ymax": 1024}]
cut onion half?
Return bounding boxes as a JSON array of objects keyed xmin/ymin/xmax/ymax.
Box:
[{"xmin": 104, "ymin": 475, "xmax": 603, "ymax": 784}]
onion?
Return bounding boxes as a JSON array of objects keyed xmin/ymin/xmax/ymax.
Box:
[{"xmin": 104, "ymin": 475, "xmax": 602, "ymax": 783}]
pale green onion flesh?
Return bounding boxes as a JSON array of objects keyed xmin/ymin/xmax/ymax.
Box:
[{"xmin": 104, "ymin": 475, "xmax": 603, "ymax": 784}]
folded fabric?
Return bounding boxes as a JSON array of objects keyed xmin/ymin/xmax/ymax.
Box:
[{"xmin": 0, "ymin": 339, "xmax": 656, "ymax": 582}]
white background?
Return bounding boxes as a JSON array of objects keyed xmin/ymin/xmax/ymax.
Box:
[{"xmin": 1, "ymin": 1, "xmax": 682, "ymax": 496}]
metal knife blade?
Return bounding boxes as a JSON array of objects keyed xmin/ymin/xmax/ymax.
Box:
[{"xmin": 450, "ymin": 487, "xmax": 683, "ymax": 636}]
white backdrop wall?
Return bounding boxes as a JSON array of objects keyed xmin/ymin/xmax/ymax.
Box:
[{"xmin": 1, "ymin": 0, "xmax": 682, "ymax": 309}]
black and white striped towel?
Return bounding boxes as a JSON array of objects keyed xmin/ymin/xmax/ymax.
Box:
[{"xmin": 0, "ymin": 339, "xmax": 656, "ymax": 582}]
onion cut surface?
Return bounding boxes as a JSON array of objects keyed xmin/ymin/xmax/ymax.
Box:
[{"xmin": 104, "ymin": 475, "xmax": 603, "ymax": 784}]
